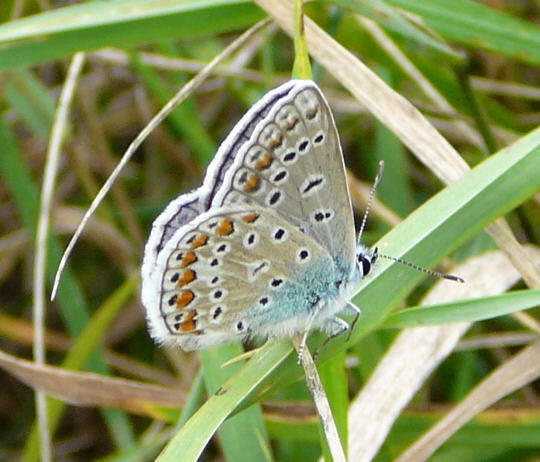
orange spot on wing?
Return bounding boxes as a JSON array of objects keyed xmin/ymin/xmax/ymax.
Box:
[
  {"xmin": 255, "ymin": 152, "xmax": 273, "ymax": 170},
  {"xmin": 242, "ymin": 212, "xmax": 260, "ymax": 223},
  {"xmin": 180, "ymin": 251, "xmax": 197, "ymax": 268},
  {"xmin": 179, "ymin": 319, "xmax": 197, "ymax": 332},
  {"xmin": 286, "ymin": 117, "xmax": 299, "ymax": 130},
  {"xmin": 268, "ymin": 132, "xmax": 283, "ymax": 149},
  {"xmin": 244, "ymin": 174, "xmax": 260, "ymax": 192},
  {"xmin": 176, "ymin": 290, "xmax": 195, "ymax": 309},
  {"xmin": 184, "ymin": 310, "xmax": 196, "ymax": 321},
  {"xmin": 178, "ymin": 269, "xmax": 196, "ymax": 287},
  {"xmin": 190, "ymin": 234, "xmax": 208, "ymax": 249},
  {"xmin": 216, "ymin": 218, "xmax": 234, "ymax": 236}
]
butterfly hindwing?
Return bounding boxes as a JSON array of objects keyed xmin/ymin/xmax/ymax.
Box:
[
  {"xmin": 144, "ymin": 206, "xmax": 334, "ymax": 350},
  {"xmin": 142, "ymin": 189, "xmax": 204, "ymax": 286}
]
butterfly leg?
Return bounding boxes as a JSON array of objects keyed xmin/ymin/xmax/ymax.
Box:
[
  {"xmin": 312, "ymin": 317, "xmax": 350, "ymax": 360},
  {"xmin": 343, "ymin": 301, "xmax": 361, "ymax": 341}
]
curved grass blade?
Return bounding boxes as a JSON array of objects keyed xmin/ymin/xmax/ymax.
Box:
[{"xmin": 383, "ymin": 289, "xmax": 540, "ymax": 329}]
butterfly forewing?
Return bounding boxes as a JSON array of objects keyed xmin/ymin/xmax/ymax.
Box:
[
  {"xmin": 142, "ymin": 82, "xmax": 302, "ymax": 283},
  {"xmin": 214, "ymin": 81, "xmax": 356, "ymax": 277}
]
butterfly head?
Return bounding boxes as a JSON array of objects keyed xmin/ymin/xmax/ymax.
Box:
[{"xmin": 356, "ymin": 245, "xmax": 378, "ymax": 278}]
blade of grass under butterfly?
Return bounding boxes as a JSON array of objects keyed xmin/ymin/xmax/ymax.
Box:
[
  {"xmin": 156, "ymin": 341, "xmax": 290, "ymax": 462},
  {"xmin": 200, "ymin": 344, "xmax": 271, "ymax": 462}
]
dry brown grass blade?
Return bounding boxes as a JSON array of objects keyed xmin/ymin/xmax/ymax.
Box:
[
  {"xmin": 0, "ymin": 349, "xmax": 186, "ymax": 416},
  {"xmin": 396, "ymin": 340, "xmax": 540, "ymax": 462},
  {"xmin": 293, "ymin": 335, "xmax": 346, "ymax": 462},
  {"xmin": 486, "ymin": 220, "xmax": 540, "ymax": 288},
  {"xmin": 54, "ymin": 205, "xmax": 135, "ymax": 273},
  {"xmin": 346, "ymin": 171, "xmax": 402, "ymax": 228},
  {"xmin": 355, "ymin": 16, "xmax": 483, "ymax": 150},
  {"xmin": 0, "ymin": 312, "xmax": 180, "ymax": 386},
  {"xmin": 347, "ymin": 246, "xmax": 540, "ymax": 462}
]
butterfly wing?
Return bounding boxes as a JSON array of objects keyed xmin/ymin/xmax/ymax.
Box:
[
  {"xmin": 142, "ymin": 80, "xmax": 357, "ymax": 349},
  {"xmin": 142, "ymin": 189, "xmax": 204, "ymax": 284},
  {"xmin": 143, "ymin": 206, "xmax": 335, "ymax": 350},
  {"xmin": 142, "ymin": 82, "xmax": 303, "ymax": 282},
  {"xmin": 213, "ymin": 81, "xmax": 356, "ymax": 277}
]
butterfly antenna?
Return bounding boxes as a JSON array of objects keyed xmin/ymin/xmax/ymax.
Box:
[
  {"xmin": 378, "ymin": 253, "xmax": 464, "ymax": 282},
  {"xmin": 357, "ymin": 160, "xmax": 384, "ymax": 246}
]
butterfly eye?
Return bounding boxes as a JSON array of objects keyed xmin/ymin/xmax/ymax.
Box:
[
  {"xmin": 357, "ymin": 254, "xmax": 372, "ymax": 277},
  {"xmin": 362, "ymin": 259, "xmax": 371, "ymax": 276}
]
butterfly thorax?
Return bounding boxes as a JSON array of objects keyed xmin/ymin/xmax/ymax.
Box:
[
  {"xmin": 243, "ymin": 255, "xmax": 351, "ymax": 339},
  {"xmin": 246, "ymin": 244, "xmax": 377, "ymax": 340}
]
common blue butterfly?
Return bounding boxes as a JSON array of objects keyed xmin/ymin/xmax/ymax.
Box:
[{"xmin": 141, "ymin": 80, "xmax": 378, "ymax": 350}]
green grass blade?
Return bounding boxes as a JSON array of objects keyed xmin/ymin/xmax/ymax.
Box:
[
  {"xmin": 333, "ymin": 0, "xmax": 461, "ymax": 60},
  {"xmin": 156, "ymin": 341, "xmax": 290, "ymax": 462},
  {"xmin": 4, "ymin": 69, "xmax": 56, "ymax": 137},
  {"xmin": 200, "ymin": 344, "xmax": 272, "ymax": 462},
  {"xmin": 387, "ymin": 0, "xmax": 540, "ymax": 66},
  {"xmin": 383, "ymin": 289, "xmax": 540, "ymax": 328},
  {"xmin": 0, "ymin": 0, "xmax": 263, "ymax": 70}
]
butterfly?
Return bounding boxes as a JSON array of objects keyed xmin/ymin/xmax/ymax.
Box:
[{"xmin": 141, "ymin": 80, "xmax": 378, "ymax": 351}]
